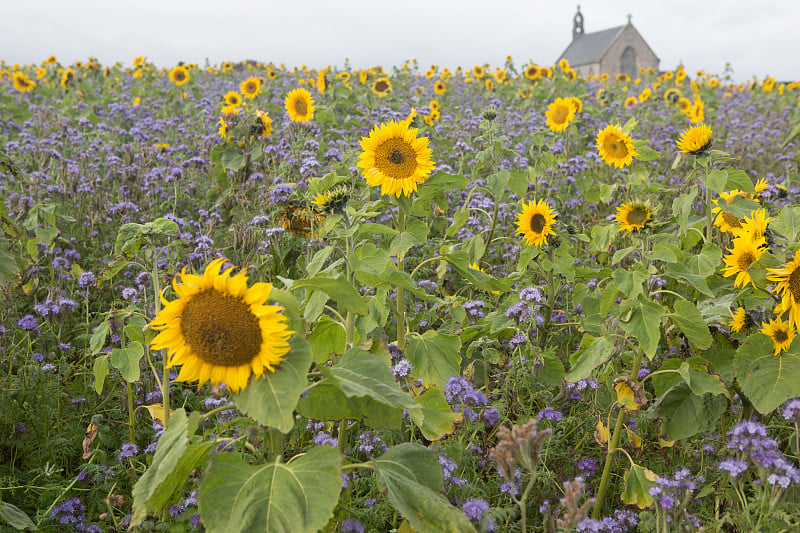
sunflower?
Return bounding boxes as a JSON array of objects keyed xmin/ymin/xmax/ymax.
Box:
[
  {"xmin": 311, "ymin": 184, "xmax": 350, "ymax": 213},
  {"xmin": 434, "ymin": 80, "xmax": 446, "ymax": 95},
  {"xmin": 35, "ymin": 67, "xmax": 46, "ymax": 80},
  {"xmin": 676, "ymin": 124, "xmax": 712, "ymax": 155},
  {"xmin": 429, "ymin": 99, "xmax": 440, "ymax": 112},
  {"xmin": 596, "ymin": 124, "xmax": 637, "ymax": 168},
  {"xmin": 738, "ymin": 208, "xmax": 771, "ymax": 243},
  {"xmin": 149, "ymin": 258, "xmax": 293, "ymax": 393},
  {"xmin": 638, "ymin": 88, "xmax": 651, "ymax": 102},
  {"xmin": 316, "ymin": 70, "xmax": 328, "ymax": 94},
  {"xmin": 568, "ymin": 97, "xmax": 583, "ymax": 113},
  {"xmin": 358, "ymin": 120, "xmax": 435, "ymax": 197},
  {"xmin": 545, "ymin": 97, "xmax": 576, "ymax": 132},
  {"xmin": 239, "ymin": 77, "xmax": 261, "ymax": 99},
  {"xmin": 617, "ymin": 73, "xmax": 631, "ymax": 83},
  {"xmin": 12, "ymin": 72, "xmax": 36, "ymax": 92},
  {"xmin": 616, "ymin": 201, "xmax": 652, "ymax": 232},
  {"xmin": 524, "ymin": 64, "xmax": 540, "ymax": 80},
  {"xmin": 284, "ymin": 88, "xmax": 315, "ymax": 122},
  {"xmin": 676, "ymin": 97, "xmax": 692, "ymax": 112},
  {"xmin": 729, "ymin": 307, "xmax": 747, "ymax": 333},
  {"xmin": 371, "ymin": 77, "xmax": 392, "ymax": 97},
  {"xmin": 133, "ymin": 55, "xmax": 146, "ymax": 67},
  {"xmin": 515, "ymin": 199, "xmax": 557, "ymax": 247},
  {"xmin": 472, "ymin": 65, "xmax": 485, "ymax": 79},
  {"xmin": 539, "ymin": 67, "xmax": 552, "ymax": 78},
  {"xmin": 251, "ymin": 110, "xmax": 272, "ymax": 138},
  {"xmin": 61, "ymin": 68, "xmax": 75, "ymax": 89},
  {"xmin": 722, "ymin": 236, "xmax": 766, "ymax": 288},
  {"xmin": 221, "ymin": 62, "xmax": 233, "ymax": 72},
  {"xmin": 760, "ymin": 317, "xmax": 795, "ymax": 356},
  {"xmin": 624, "ymin": 96, "xmax": 638, "ymax": 109},
  {"xmin": 43, "ymin": 55, "xmax": 57, "ymax": 65},
  {"xmin": 223, "ymin": 91, "xmax": 242, "ymax": 107},
  {"xmin": 767, "ymin": 249, "xmax": 800, "ymax": 331},
  {"xmin": 688, "ymin": 102, "xmax": 705, "ymax": 123},
  {"xmin": 664, "ymin": 88, "xmax": 682, "ymax": 105},
  {"xmin": 169, "ymin": 66, "xmax": 189, "ymax": 86},
  {"xmin": 266, "ymin": 69, "xmax": 278, "ymax": 80},
  {"xmin": 712, "ymin": 191, "xmax": 746, "ymax": 234}
]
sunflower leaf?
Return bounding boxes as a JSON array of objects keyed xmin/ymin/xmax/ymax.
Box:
[
  {"xmin": 291, "ymin": 276, "xmax": 368, "ymax": 315},
  {"xmin": 413, "ymin": 388, "xmax": 462, "ymax": 441},
  {"xmin": 405, "ymin": 330, "xmax": 462, "ymax": 387},
  {"xmin": 669, "ymin": 300, "xmax": 713, "ymax": 351},
  {"xmin": 232, "ymin": 336, "xmax": 313, "ymax": 432},
  {"xmin": 198, "ymin": 446, "xmax": 341, "ymax": 533},
  {"xmin": 735, "ymin": 333, "xmax": 800, "ymax": 414}
]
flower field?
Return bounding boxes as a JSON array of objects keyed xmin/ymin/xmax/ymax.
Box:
[{"xmin": 2, "ymin": 56, "xmax": 800, "ymax": 532}]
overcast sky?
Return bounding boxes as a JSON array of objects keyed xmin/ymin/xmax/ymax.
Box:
[{"xmin": 2, "ymin": 0, "xmax": 797, "ymax": 82}]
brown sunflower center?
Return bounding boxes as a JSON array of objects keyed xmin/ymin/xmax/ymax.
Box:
[
  {"xmin": 530, "ymin": 214, "xmax": 546, "ymax": 234},
  {"xmin": 552, "ymin": 106, "xmax": 569, "ymax": 124},
  {"xmin": 789, "ymin": 267, "xmax": 800, "ymax": 301},
  {"xmin": 627, "ymin": 208, "xmax": 648, "ymax": 225},
  {"xmin": 245, "ymin": 81, "xmax": 257, "ymax": 93},
  {"xmin": 775, "ymin": 329, "xmax": 789, "ymax": 343},
  {"xmin": 737, "ymin": 252, "xmax": 756, "ymax": 271},
  {"xmin": 722, "ymin": 212, "xmax": 742, "ymax": 229},
  {"xmin": 180, "ymin": 289, "xmax": 263, "ymax": 367},
  {"xmin": 375, "ymin": 138, "xmax": 417, "ymax": 179},
  {"xmin": 174, "ymin": 70, "xmax": 186, "ymax": 81},
  {"xmin": 604, "ymin": 136, "xmax": 628, "ymax": 158},
  {"xmin": 374, "ymin": 80, "xmax": 389, "ymax": 92},
  {"xmin": 294, "ymin": 97, "xmax": 308, "ymax": 116}
]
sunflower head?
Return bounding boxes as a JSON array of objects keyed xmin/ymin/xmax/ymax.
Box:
[
  {"xmin": 515, "ymin": 199, "xmax": 557, "ymax": 247},
  {"xmin": 616, "ymin": 201, "xmax": 652, "ymax": 233},
  {"xmin": 371, "ymin": 77, "xmax": 392, "ymax": 97},
  {"xmin": 358, "ymin": 120, "xmax": 435, "ymax": 197},
  {"xmin": 596, "ymin": 124, "xmax": 637, "ymax": 168},
  {"xmin": 664, "ymin": 88, "xmax": 682, "ymax": 105},
  {"xmin": 250, "ymin": 110, "xmax": 272, "ymax": 138},
  {"xmin": 722, "ymin": 236, "xmax": 766, "ymax": 288},
  {"xmin": 311, "ymin": 184, "xmax": 351, "ymax": 213},
  {"xmin": 728, "ymin": 307, "xmax": 751, "ymax": 333},
  {"xmin": 624, "ymin": 96, "xmax": 638, "ymax": 109},
  {"xmin": 767, "ymin": 249, "xmax": 800, "ymax": 332},
  {"xmin": 284, "ymin": 88, "xmax": 315, "ymax": 122},
  {"xmin": 170, "ymin": 66, "xmax": 189, "ymax": 86},
  {"xmin": 760, "ymin": 317, "xmax": 796, "ymax": 356},
  {"xmin": 12, "ymin": 72, "xmax": 36, "ymax": 93},
  {"xmin": 677, "ymin": 124, "xmax": 712, "ymax": 155},
  {"xmin": 545, "ymin": 97, "xmax": 577, "ymax": 132},
  {"xmin": 224, "ymin": 91, "xmax": 243, "ymax": 107},
  {"xmin": 149, "ymin": 258, "xmax": 293, "ymax": 393},
  {"xmin": 434, "ymin": 81, "xmax": 446, "ymax": 95},
  {"xmin": 524, "ymin": 65, "xmax": 540, "ymax": 80},
  {"xmin": 240, "ymin": 77, "xmax": 261, "ymax": 99}
]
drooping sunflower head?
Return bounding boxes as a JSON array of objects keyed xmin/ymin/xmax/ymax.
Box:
[
  {"xmin": 767, "ymin": 249, "xmax": 800, "ymax": 331},
  {"xmin": 760, "ymin": 317, "xmax": 796, "ymax": 356},
  {"xmin": 722, "ymin": 236, "xmax": 766, "ymax": 288},
  {"xmin": 677, "ymin": 124, "xmax": 713, "ymax": 155},
  {"xmin": 250, "ymin": 110, "xmax": 272, "ymax": 138},
  {"xmin": 284, "ymin": 87, "xmax": 315, "ymax": 122},
  {"xmin": 60, "ymin": 69, "xmax": 75, "ymax": 89},
  {"xmin": 616, "ymin": 201, "xmax": 652, "ymax": 233},
  {"xmin": 169, "ymin": 66, "xmax": 190, "ymax": 86},
  {"xmin": 545, "ymin": 97, "xmax": 577, "ymax": 132},
  {"xmin": 515, "ymin": 199, "xmax": 557, "ymax": 248},
  {"xmin": 358, "ymin": 120, "xmax": 435, "ymax": 197},
  {"xmin": 224, "ymin": 91, "xmax": 242, "ymax": 107},
  {"xmin": 312, "ymin": 184, "xmax": 351, "ymax": 213},
  {"xmin": 596, "ymin": 124, "xmax": 637, "ymax": 168},
  {"xmin": 371, "ymin": 77, "xmax": 392, "ymax": 97},
  {"xmin": 728, "ymin": 307, "xmax": 749, "ymax": 333},
  {"xmin": 664, "ymin": 88, "xmax": 682, "ymax": 105},
  {"xmin": 240, "ymin": 77, "xmax": 261, "ymax": 99},
  {"xmin": 149, "ymin": 258, "xmax": 293, "ymax": 393},
  {"xmin": 12, "ymin": 72, "xmax": 36, "ymax": 93}
]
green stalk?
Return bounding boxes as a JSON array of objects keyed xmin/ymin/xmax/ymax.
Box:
[
  {"xmin": 516, "ymin": 468, "xmax": 538, "ymax": 532},
  {"xmin": 151, "ymin": 247, "xmax": 169, "ymax": 428},
  {"xmin": 337, "ymin": 418, "xmax": 349, "ymax": 456},
  {"xmin": 344, "ymin": 223, "xmax": 356, "ymax": 349},
  {"xmin": 543, "ymin": 247, "xmax": 556, "ymax": 329},
  {"xmin": 395, "ymin": 201, "xmax": 408, "ymax": 350},
  {"xmin": 592, "ymin": 347, "xmax": 644, "ymax": 518},
  {"xmin": 126, "ymin": 381, "xmax": 135, "ymax": 445}
]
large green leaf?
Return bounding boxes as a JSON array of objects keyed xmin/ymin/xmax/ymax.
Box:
[
  {"xmin": 320, "ymin": 348, "xmax": 422, "ymax": 424},
  {"xmin": 651, "ymin": 382, "xmax": 729, "ymax": 440},
  {"xmin": 771, "ymin": 206, "xmax": 800, "ymax": 242},
  {"xmin": 291, "ymin": 277, "xmax": 368, "ymax": 315},
  {"xmin": 414, "ymin": 388, "xmax": 462, "ymax": 441},
  {"xmin": 296, "ymin": 382, "xmax": 403, "ymax": 430},
  {"xmin": 351, "ymin": 243, "xmax": 391, "ymax": 275},
  {"xmin": 307, "ymin": 315, "xmax": 345, "ymax": 365},
  {"xmin": 132, "ymin": 409, "xmax": 205, "ymax": 525},
  {"xmin": 669, "ymin": 300, "xmax": 713, "ymax": 350},
  {"xmin": 566, "ymin": 334, "xmax": 615, "ymax": 382},
  {"xmin": 619, "ymin": 296, "xmax": 664, "ymax": 360},
  {"xmin": 198, "ymin": 446, "xmax": 342, "ymax": 533},
  {"xmin": 233, "ymin": 336, "xmax": 312, "ymax": 433},
  {"xmin": 621, "ymin": 464, "xmax": 657, "ymax": 509},
  {"xmin": 0, "ymin": 243, "xmax": 19, "ymax": 283},
  {"xmin": 110, "ymin": 341, "xmax": 144, "ymax": 383},
  {"xmin": 736, "ymin": 333, "xmax": 800, "ymax": 414},
  {"xmin": 405, "ymin": 330, "xmax": 462, "ymax": 387},
  {"xmin": 0, "ymin": 501, "xmax": 36, "ymax": 530},
  {"xmin": 373, "ymin": 444, "xmax": 477, "ymax": 533}
]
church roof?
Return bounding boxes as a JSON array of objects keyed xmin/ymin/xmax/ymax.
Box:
[{"xmin": 558, "ymin": 25, "xmax": 626, "ymax": 66}]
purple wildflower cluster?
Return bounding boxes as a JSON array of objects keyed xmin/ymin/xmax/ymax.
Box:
[
  {"xmin": 649, "ymin": 468, "xmax": 703, "ymax": 530},
  {"xmin": 461, "ymin": 498, "xmax": 495, "ymax": 531},
  {"xmin": 576, "ymin": 509, "xmax": 638, "ymax": 532},
  {"xmin": 357, "ymin": 431, "xmax": 388, "ymax": 458},
  {"xmin": 444, "ymin": 376, "xmax": 499, "ymax": 426},
  {"xmin": 50, "ymin": 497, "xmax": 101, "ymax": 532},
  {"xmin": 720, "ymin": 420, "xmax": 800, "ymax": 489}
]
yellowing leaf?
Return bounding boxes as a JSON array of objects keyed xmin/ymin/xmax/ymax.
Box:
[
  {"xmin": 659, "ymin": 438, "xmax": 676, "ymax": 448},
  {"xmin": 140, "ymin": 404, "xmax": 173, "ymax": 426},
  {"xmin": 614, "ymin": 376, "xmax": 647, "ymax": 412},
  {"xmin": 621, "ymin": 464, "xmax": 658, "ymax": 509},
  {"xmin": 626, "ymin": 428, "xmax": 643, "ymax": 450},
  {"xmin": 595, "ymin": 419, "xmax": 609, "ymax": 446}
]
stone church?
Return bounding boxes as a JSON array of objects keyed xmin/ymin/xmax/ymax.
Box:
[{"xmin": 557, "ymin": 7, "xmax": 659, "ymax": 78}]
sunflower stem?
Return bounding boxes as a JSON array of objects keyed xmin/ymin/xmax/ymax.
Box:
[
  {"xmin": 543, "ymin": 247, "xmax": 556, "ymax": 330},
  {"xmin": 395, "ymin": 200, "xmax": 408, "ymax": 351},
  {"xmin": 344, "ymin": 219, "xmax": 356, "ymax": 349},
  {"xmin": 150, "ymin": 245, "xmax": 169, "ymax": 428},
  {"xmin": 337, "ymin": 418, "xmax": 349, "ymax": 457}
]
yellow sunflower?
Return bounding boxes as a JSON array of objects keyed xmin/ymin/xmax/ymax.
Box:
[
  {"xmin": 221, "ymin": 61, "xmax": 233, "ymax": 72},
  {"xmin": 169, "ymin": 66, "xmax": 190, "ymax": 86},
  {"xmin": 712, "ymin": 191, "xmax": 746, "ymax": 235},
  {"xmin": 133, "ymin": 55, "xmax": 146, "ymax": 67},
  {"xmin": 568, "ymin": 97, "xmax": 583, "ymax": 113},
  {"xmin": 515, "ymin": 199, "xmax": 557, "ymax": 247},
  {"xmin": 676, "ymin": 124, "xmax": 712, "ymax": 155},
  {"xmin": 616, "ymin": 201, "xmax": 652, "ymax": 232},
  {"xmin": 12, "ymin": 72, "xmax": 36, "ymax": 92},
  {"xmin": 524, "ymin": 64, "xmax": 540, "ymax": 80},
  {"xmin": 253, "ymin": 110, "xmax": 272, "ymax": 138},
  {"xmin": 149, "ymin": 258, "xmax": 293, "ymax": 393},
  {"xmin": 664, "ymin": 88, "xmax": 682, "ymax": 105},
  {"xmin": 224, "ymin": 91, "xmax": 242, "ymax": 107},
  {"xmin": 596, "ymin": 124, "xmax": 637, "ymax": 168},
  {"xmin": 767, "ymin": 249, "xmax": 800, "ymax": 331},
  {"xmin": 311, "ymin": 184, "xmax": 350, "ymax": 213},
  {"xmin": 729, "ymin": 307, "xmax": 747, "ymax": 333},
  {"xmin": 624, "ymin": 96, "xmax": 638, "ymax": 109},
  {"xmin": 617, "ymin": 73, "xmax": 631, "ymax": 83},
  {"xmin": 722, "ymin": 236, "xmax": 766, "ymax": 288},
  {"xmin": 638, "ymin": 88, "xmax": 651, "ymax": 102},
  {"xmin": 676, "ymin": 97, "xmax": 692, "ymax": 112},
  {"xmin": 371, "ymin": 77, "xmax": 392, "ymax": 97},
  {"xmin": 472, "ymin": 65, "xmax": 485, "ymax": 79},
  {"xmin": 434, "ymin": 80, "xmax": 446, "ymax": 95},
  {"xmin": 240, "ymin": 77, "xmax": 261, "ymax": 99},
  {"xmin": 284, "ymin": 88, "xmax": 315, "ymax": 122},
  {"xmin": 35, "ymin": 67, "xmax": 46, "ymax": 80},
  {"xmin": 760, "ymin": 317, "xmax": 795, "ymax": 356},
  {"xmin": 60, "ymin": 68, "xmax": 76, "ymax": 89},
  {"xmin": 429, "ymin": 99, "xmax": 440, "ymax": 112},
  {"xmin": 358, "ymin": 120, "xmax": 435, "ymax": 197},
  {"xmin": 545, "ymin": 97, "xmax": 576, "ymax": 132},
  {"xmin": 738, "ymin": 208, "xmax": 771, "ymax": 243}
]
